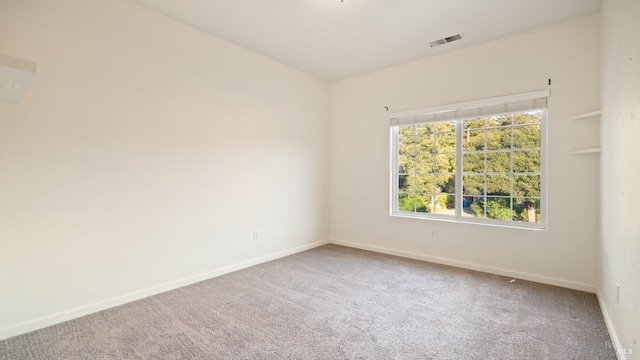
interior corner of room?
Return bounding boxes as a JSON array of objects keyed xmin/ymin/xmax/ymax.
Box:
[{"xmin": 0, "ymin": 0, "xmax": 638, "ymax": 358}]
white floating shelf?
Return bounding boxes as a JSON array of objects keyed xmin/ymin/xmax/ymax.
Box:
[
  {"xmin": 571, "ymin": 110, "xmax": 602, "ymax": 121},
  {"xmin": 570, "ymin": 148, "xmax": 601, "ymax": 155}
]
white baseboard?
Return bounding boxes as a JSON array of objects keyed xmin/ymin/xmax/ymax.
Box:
[
  {"xmin": 596, "ymin": 289, "xmax": 626, "ymax": 360},
  {"xmin": 330, "ymin": 238, "xmax": 596, "ymax": 293},
  {"xmin": 0, "ymin": 239, "xmax": 329, "ymax": 341}
]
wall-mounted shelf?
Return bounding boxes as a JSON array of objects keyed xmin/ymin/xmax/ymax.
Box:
[
  {"xmin": 571, "ymin": 110, "xmax": 602, "ymax": 121},
  {"xmin": 570, "ymin": 110, "xmax": 601, "ymax": 155},
  {"xmin": 570, "ymin": 148, "xmax": 601, "ymax": 155}
]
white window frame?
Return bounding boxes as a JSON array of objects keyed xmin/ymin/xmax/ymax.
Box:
[{"xmin": 389, "ymin": 90, "xmax": 548, "ymax": 230}]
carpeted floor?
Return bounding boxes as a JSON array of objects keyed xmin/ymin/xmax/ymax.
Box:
[{"xmin": 0, "ymin": 245, "xmax": 616, "ymax": 359}]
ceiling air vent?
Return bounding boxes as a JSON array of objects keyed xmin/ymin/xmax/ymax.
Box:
[
  {"xmin": 429, "ymin": 34, "xmax": 463, "ymax": 48},
  {"xmin": 429, "ymin": 39, "xmax": 446, "ymax": 47}
]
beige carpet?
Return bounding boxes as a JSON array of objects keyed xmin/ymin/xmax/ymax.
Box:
[{"xmin": 0, "ymin": 245, "xmax": 615, "ymax": 359}]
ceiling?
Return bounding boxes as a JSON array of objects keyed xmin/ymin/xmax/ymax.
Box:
[{"xmin": 131, "ymin": 0, "xmax": 602, "ymax": 81}]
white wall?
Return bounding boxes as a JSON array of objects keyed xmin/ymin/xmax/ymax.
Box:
[
  {"xmin": 600, "ymin": 0, "xmax": 640, "ymax": 358},
  {"xmin": 330, "ymin": 15, "xmax": 601, "ymax": 291},
  {"xmin": 0, "ymin": 0, "xmax": 329, "ymax": 338}
]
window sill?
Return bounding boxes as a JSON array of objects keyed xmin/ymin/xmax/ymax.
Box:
[{"xmin": 390, "ymin": 211, "xmax": 547, "ymax": 231}]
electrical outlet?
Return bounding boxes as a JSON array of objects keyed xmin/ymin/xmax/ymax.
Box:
[
  {"xmin": 254, "ymin": 230, "xmax": 259, "ymax": 241},
  {"xmin": 431, "ymin": 230, "xmax": 436, "ymax": 238},
  {"xmin": 616, "ymin": 283, "xmax": 620, "ymax": 304}
]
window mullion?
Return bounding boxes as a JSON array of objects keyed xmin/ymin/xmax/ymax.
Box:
[
  {"xmin": 432, "ymin": 132, "xmax": 437, "ymax": 208},
  {"xmin": 455, "ymin": 121, "xmax": 462, "ymax": 219},
  {"xmin": 413, "ymin": 127, "xmax": 418, "ymax": 212},
  {"xmin": 510, "ymin": 114, "xmax": 515, "ymax": 220},
  {"xmin": 483, "ymin": 119, "xmax": 487, "ymax": 218}
]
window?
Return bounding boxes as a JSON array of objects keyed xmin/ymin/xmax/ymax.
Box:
[{"xmin": 390, "ymin": 90, "xmax": 547, "ymax": 229}]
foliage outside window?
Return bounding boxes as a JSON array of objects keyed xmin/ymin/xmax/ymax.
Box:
[{"xmin": 391, "ymin": 93, "xmax": 546, "ymax": 229}]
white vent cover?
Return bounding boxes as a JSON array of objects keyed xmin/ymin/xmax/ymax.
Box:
[
  {"xmin": 0, "ymin": 53, "xmax": 37, "ymax": 104},
  {"xmin": 429, "ymin": 34, "xmax": 463, "ymax": 48}
]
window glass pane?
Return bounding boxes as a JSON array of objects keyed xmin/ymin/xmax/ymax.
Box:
[
  {"xmin": 462, "ymin": 197, "xmax": 476, "ymax": 217},
  {"xmin": 513, "ymin": 198, "xmax": 540, "ymax": 223},
  {"xmin": 398, "ymin": 193, "xmax": 415, "ymax": 212},
  {"xmin": 416, "ymin": 155, "xmax": 435, "ymax": 173},
  {"xmin": 434, "ymin": 194, "xmax": 455, "ymax": 215},
  {"xmin": 463, "ymin": 175, "xmax": 484, "ymax": 195},
  {"xmin": 415, "ymin": 124, "xmax": 433, "ymax": 136},
  {"xmin": 487, "ymin": 114, "xmax": 511, "ymax": 128},
  {"xmin": 513, "ymin": 150, "xmax": 540, "ymax": 173},
  {"xmin": 417, "ymin": 135, "xmax": 435, "ymax": 154},
  {"xmin": 467, "ymin": 197, "xmax": 485, "ymax": 218},
  {"xmin": 513, "ymin": 125, "xmax": 541, "ymax": 149},
  {"xmin": 399, "ymin": 174, "xmax": 416, "ymax": 193},
  {"xmin": 485, "ymin": 197, "xmax": 511, "ymax": 220},
  {"xmin": 415, "ymin": 194, "xmax": 429, "ymax": 213},
  {"xmin": 463, "ymin": 130, "xmax": 485, "ymax": 151},
  {"xmin": 436, "ymin": 133, "xmax": 456, "ymax": 153},
  {"xmin": 486, "ymin": 128, "xmax": 511, "ymax": 151},
  {"xmin": 486, "ymin": 174, "xmax": 511, "ymax": 195},
  {"xmin": 398, "ymin": 155, "xmax": 415, "ymax": 174},
  {"xmin": 399, "ymin": 126, "xmax": 416, "ymax": 137},
  {"xmin": 399, "ymin": 136, "xmax": 417, "ymax": 155},
  {"xmin": 436, "ymin": 121, "xmax": 455, "ymax": 133},
  {"xmin": 514, "ymin": 111, "xmax": 542, "ymax": 125},
  {"xmin": 435, "ymin": 154, "xmax": 456, "ymax": 173},
  {"xmin": 436, "ymin": 173, "xmax": 455, "ymax": 194},
  {"xmin": 486, "ymin": 152, "xmax": 510, "ymax": 173},
  {"xmin": 463, "ymin": 118, "xmax": 485, "ymax": 130},
  {"xmin": 417, "ymin": 174, "xmax": 435, "ymax": 194},
  {"xmin": 514, "ymin": 175, "xmax": 540, "ymax": 197},
  {"xmin": 463, "ymin": 153, "xmax": 484, "ymax": 173}
]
